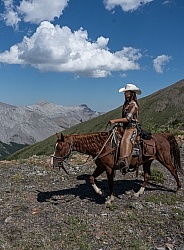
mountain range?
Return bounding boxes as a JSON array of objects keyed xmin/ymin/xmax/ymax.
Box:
[{"xmin": 0, "ymin": 101, "xmax": 103, "ymax": 158}]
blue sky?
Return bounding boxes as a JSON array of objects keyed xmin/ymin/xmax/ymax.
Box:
[{"xmin": 0, "ymin": 0, "xmax": 183, "ymax": 112}]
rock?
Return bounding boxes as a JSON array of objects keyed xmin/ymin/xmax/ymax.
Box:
[
  {"xmin": 5, "ymin": 216, "xmax": 13, "ymax": 223},
  {"xmin": 165, "ymin": 243, "xmax": 174, "ymax": 250}
]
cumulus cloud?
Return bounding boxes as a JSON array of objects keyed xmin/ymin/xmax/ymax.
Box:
[
  {"xmin": 1, "ymin": 0, "xmax": 69, "ymax": 28},
  {"xmin": 18, "ymin": 0, "xmax": 69, "ymax": 24},
  {"xmin": 0, "ymin": 21, "xmax": 142, "ymax": 78},
  {"xmin": 153, "ymin": 55, "xmax": 172, "ymax": 73},
  {"xmin": 1, "ymin": 0, "xmax": 20, "ymax": 29},
  {"xmin": 103, "ymin": 0, "xmax": 154, "ymax": 12}
]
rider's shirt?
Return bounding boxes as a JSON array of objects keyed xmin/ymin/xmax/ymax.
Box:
[{"xmin": 122, "ymin": 101, "xmax": 139, "ymax": 123}]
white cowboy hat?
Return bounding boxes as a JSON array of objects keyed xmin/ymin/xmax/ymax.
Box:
[{"xmin": 119, "ymin": 83, "xmax": 142, "ymax": 95}]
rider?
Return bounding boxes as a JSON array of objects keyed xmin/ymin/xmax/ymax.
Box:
[{"xmin": 109, "ymin": 83, "xmax": 141, "ymax": 173}]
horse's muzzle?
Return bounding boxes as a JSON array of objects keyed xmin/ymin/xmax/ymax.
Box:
[
  {"xmin": 50, "ymin": 155, "xmax": 62, "ymax": 168},
  {"xmin": 50, "ymin": 155, "xmax": 69, "ymax": 175}
]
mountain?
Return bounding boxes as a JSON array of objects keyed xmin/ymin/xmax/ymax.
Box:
[
  {"xmin": 7, "ymin": 79, "xmax": 184, "ymax": 160},
  {"xmin": 0, "ymin": 102, "xmax": 60, "ymax": 145},
  {"xmin": 27, "ymin": 101, "xmax": 103, "ymax": 129},
  {"xmin": 0, "ymin": 101, "xmax": 103, "ymax": 158}
]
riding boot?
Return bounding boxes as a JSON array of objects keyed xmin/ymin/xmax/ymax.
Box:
[
  {"xmin": 117, "ymin": 157, "xmax": 126, "ymax": 167},
  {"xmin": 118, "ymin": 157, "xmax": 129, "ymax": 175}
]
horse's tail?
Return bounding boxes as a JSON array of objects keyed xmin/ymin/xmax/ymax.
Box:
[{"xmin": 162, "ymin": 133, "xmax": 183, "ymax": 174}]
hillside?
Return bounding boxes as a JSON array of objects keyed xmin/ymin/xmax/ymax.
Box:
[
  {"xmin": 6, "ymin": 79, "xmax": 184, "ymax": 160},
  {"xmin": 139, "ymin": 79, "xmax": 184, "ymax": 128}
]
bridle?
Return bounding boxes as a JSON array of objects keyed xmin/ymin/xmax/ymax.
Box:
[{"xmin": 50, "ymin": 142, "xmax": 73, "ymax": 175}]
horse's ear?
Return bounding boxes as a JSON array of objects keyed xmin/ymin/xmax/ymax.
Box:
[
  {"xmin": 56, "ymin": 132, "xmax": 64, "ymax": 142},
  {"xmin": 60, "ymin": 133, "xmax": 64, "ymax": 142}
]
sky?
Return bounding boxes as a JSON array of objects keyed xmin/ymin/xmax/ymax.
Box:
[{"xmin": 0, "ymin": 0, "xmax": 183, "ymax": 112}]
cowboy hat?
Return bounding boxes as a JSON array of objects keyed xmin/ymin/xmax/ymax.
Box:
[{"xmin": 119, "ymin": 83, "xmax": 142, "ymax": 95}]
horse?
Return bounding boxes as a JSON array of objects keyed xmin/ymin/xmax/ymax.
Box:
[{"xmin": 51, "ymin": 127, "xmax": 183, "ymax": 204}]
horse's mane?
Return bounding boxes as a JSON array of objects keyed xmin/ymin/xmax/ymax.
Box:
[{"xmin": 65, "ymin": 131, "xmax": 110, "ymax": 153}]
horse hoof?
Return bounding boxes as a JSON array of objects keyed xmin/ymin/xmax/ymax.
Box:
[
  {"xmin": 105, "ymin": 200, "xmax": 112, "ymax": 205},
  {"xmin": 105, "ymin": 199, "xmax": 113, "ymax": 206},
  {"xmin": 133, "ymin": 192, "xmax": 140, "ymax": 198},
  {"xmin": 105, "ymin": 196, "xmax": 114, "ymax": 205},
  {"xmin": 99, "ymin": 190, "xmax": 103, "ymax": 196},
  {"xmin": 176, "ymin": 188, "xmax": 183, "ymax": 195},
  {"xmin": 98, "ymin": 189, "xmax": 104, "ymax": 196},
  {"xmin": 125, "ymin": 190, "xmax": 135, "ymax": 196}
]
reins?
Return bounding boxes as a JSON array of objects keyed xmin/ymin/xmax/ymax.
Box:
[{"xmin": 88, "ymin": 126, "xmax": 120, "ymax": 163}]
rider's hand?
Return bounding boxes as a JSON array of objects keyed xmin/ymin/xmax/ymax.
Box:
[{"xmin": 109, "ymin": 120, "xmax": 115, "ymax": 125}]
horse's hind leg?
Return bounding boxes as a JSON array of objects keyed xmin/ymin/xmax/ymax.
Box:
[
  {"xmin": 90, "ymin": 166, "xmax": 105, "ymax": 196},
  {"xmin": 134, "ymin": 160, "xmax": 153, "ymax": 197},
  {"xmin": 158, "ymin": 155, "xmax": 182, "ymax": 192}
]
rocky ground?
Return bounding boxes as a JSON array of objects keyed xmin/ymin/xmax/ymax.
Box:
[{"xmin": 0, "ymin": 145, "xmax": 184, "ymax": 250}]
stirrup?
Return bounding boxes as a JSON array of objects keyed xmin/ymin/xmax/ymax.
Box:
[
  {"xmin": 117, "ymin": 158, "xmax": 125, "ymax": 168},
  {"xmin": 118, "ymin": 158, "xmax": 129, "ymax": 175},
  {"xmin": 120, "ymin": 166, "xmax": 129, "ymax": 175}
]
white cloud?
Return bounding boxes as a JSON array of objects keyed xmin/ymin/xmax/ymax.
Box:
[
  {"xmin": 120, "ymin": 73, "xmax": 127, "ymax": 78},
  {"xmin": 153, "ymin": 55, "xmax": 172, "ymax": 73},
  {"xmin": 0, "ymin": 21, "xmax": 142, "ymax": 78},
  {"xmin": 103, "ymin": 0, "xmax": 154, "ymax": 12},
  {"xmin": 162, "ymin": 1, "xmax": 171, "ymax": 5},
  {"xmin": 1, "ymin": 0, "xmax": 20, "ymax": 29},
  {"xmin": 18, "ymin": 0, "xmax": 69, "ymax": 24},
  {"xmin": 1, "ymin": 0, "xmax": 155, "ymax": 28},
  {"xmin": 1, "ymin": 0, "xmax": 69, "ymax": 28}
]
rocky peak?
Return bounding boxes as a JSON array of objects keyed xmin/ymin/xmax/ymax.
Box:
[{"xmin": 0, "ymin": 101, "xmax": 103, "ymax": 145}]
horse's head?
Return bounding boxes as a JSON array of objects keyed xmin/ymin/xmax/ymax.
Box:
[{"xmin": 50, "ymin": 133, "xmax": 72, "ymax": 174}]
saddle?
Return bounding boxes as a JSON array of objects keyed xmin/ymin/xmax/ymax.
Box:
[
  {"xmin": 137, "ymin": 123, "xmax": 152, "ymax": 140},
  {"xmin": 136, "ymin": 124, "xmax": 156, "ymax": 156},
  {"xmin": 109, "ymin": 126, "xmax": 156, "ymax": 162},
  {"xmin": 131, "ymin": 138, "xmax": 156, "ymax": 158},
  {"xmin": 142, "ymin": 139, "xmax": 156, "ymax": 156}
]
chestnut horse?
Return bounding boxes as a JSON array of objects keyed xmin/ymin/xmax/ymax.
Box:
[{"xmin": 51, "ymin": 128, "xmax": 183, "ymax": 204}]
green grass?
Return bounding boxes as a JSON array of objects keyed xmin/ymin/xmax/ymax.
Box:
[
  {"xmin": 172, "ymin": 208, "xmax": 184, "ymax": 220},
  {"xmin": 150, "ymin": 169, "xmax": 165, "ymax": 184},
  {"xmin": 145, "ymin": 193, "xmax": 184, "ymax": 205}
]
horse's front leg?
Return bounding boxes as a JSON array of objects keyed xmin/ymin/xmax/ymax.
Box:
[
  {"xmin": 90, "ymin": 165, "xmax": 105, "ymax": 196},
  {"xmin": 105, "ymin": 168, "xmax": 115, "ymax": 205},
  {"xmin": 134, "ymin": 160, "xmax": 152, "ymax": 197}
]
